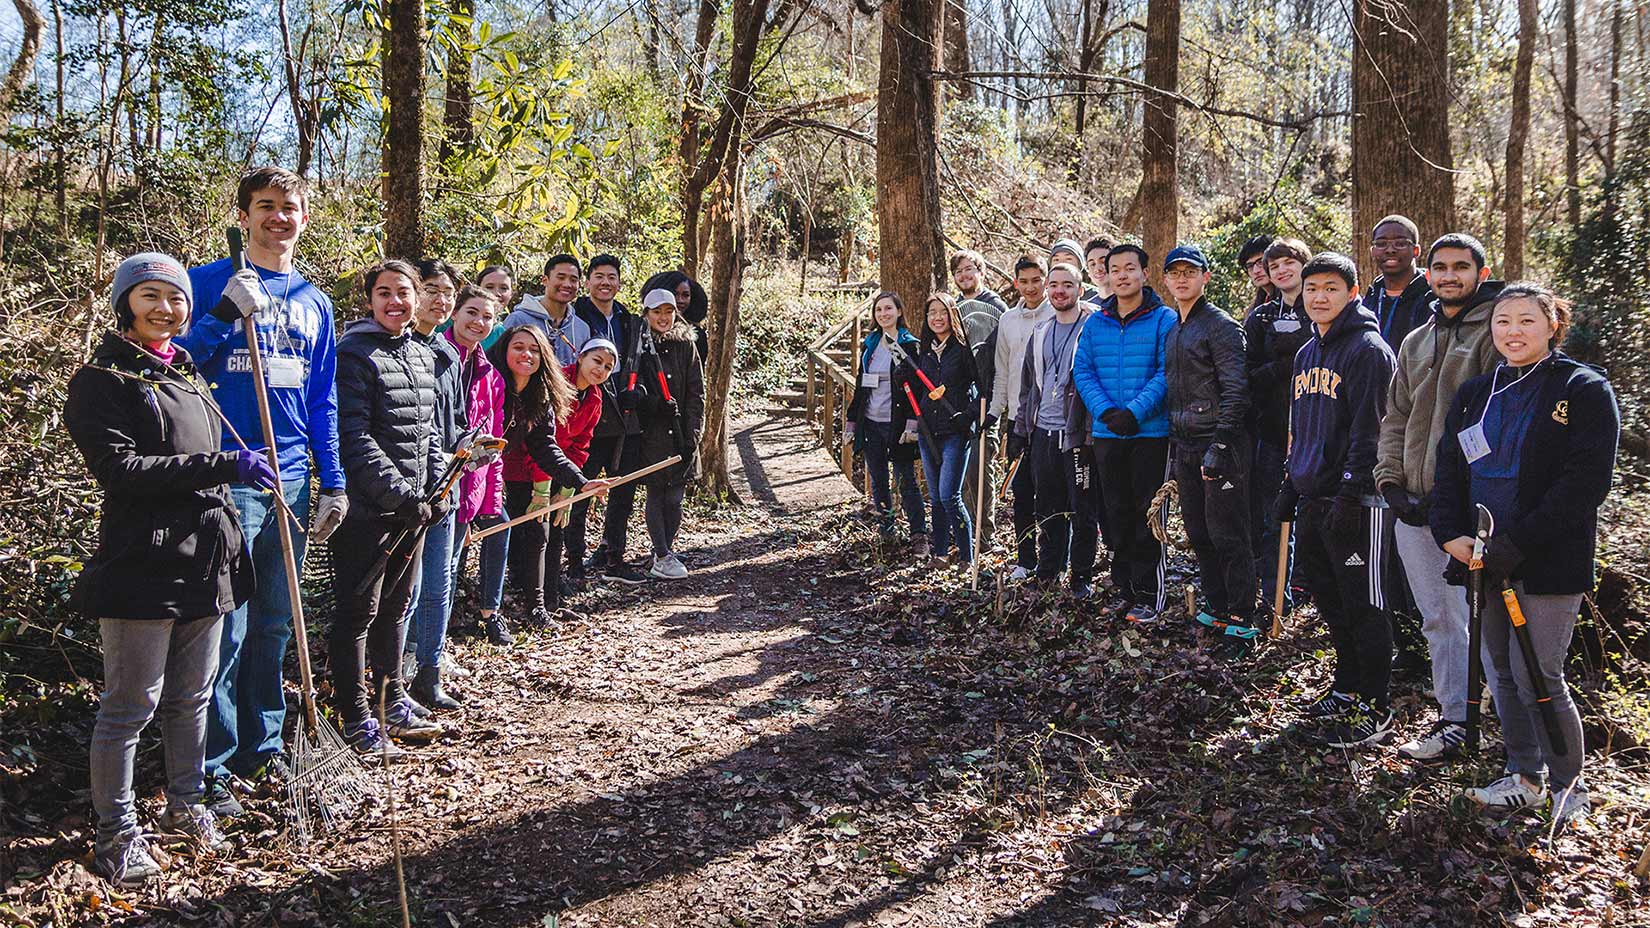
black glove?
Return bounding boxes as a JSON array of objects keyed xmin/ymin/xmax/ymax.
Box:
[
  {"xmin": 661, "ymin": 397, "xmax": 680, "ymax": 420},
  {"xmin": 618, "ymin": 382, "xmax": 646, "ymax": 412},
  {"xmin": 1270, "ymin": 330, "xmax": 1300, "ymax": 363},
  {"xmin": 1100, "ymin": 407, "xmax": 1141, "ymax": 437},
  {"xmin": 427, "ymin": 493, "xmax": 452, "ymax": 526},
  {"xmin": 1443, "ymin": 558, "xmax": 1467, "ymax": 587},
  {"xmin": 1273, "ymin": 483, "xmax": 1301, "ymax": 524},
  {"xmin": 982, "ymin": 413, "xmax": 999, "ymax": 432},
  {"xmin": 1328, "ymin": 494, "xmax": 1365, "ymax": 546},
  {"xmin": 1007, "ymin": 431, "xmax": 1028, "ymax": 460},
  {"xmin": 1381, "ymin": 485, "xmax": 1428, "ymax": 527},
  {"xmin": 1201, "ymin": 441, "xmax": 1237, "ymax": 481},
  {"xmin": 1481, "ymin": 536, "xmax": 1525, "ymax": 590},
  {"xmin": 395, "ymin": 498, "xmax": 432, "ymax": 525}
]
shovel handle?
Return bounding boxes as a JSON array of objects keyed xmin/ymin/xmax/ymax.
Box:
[{"xmin": 1270, "ymin": 522, "xmax": 1290, "ymax": 638}]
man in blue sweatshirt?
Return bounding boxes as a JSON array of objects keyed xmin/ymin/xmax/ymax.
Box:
[
  {"xmin": 1072, "ymin": 243, "xmax": 1177, "ymax": 622},
  {"xmin": 1274, "ymin": 252, "xmax": 1398, "ymax": 750},
  {"xmin": 178, "ymin": 167, "xmax": 345, "ymax": 813}
]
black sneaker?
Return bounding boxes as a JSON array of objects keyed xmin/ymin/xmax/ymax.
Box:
[
  {"xmin": 202, "ymin": 775, "xmax": 243, "ymax": 818},
  {"xmin": 1069, "ymin": 580, "xmax": 1094, "ymax": 600},
  {"xmin": 1299, "ymin": 689, "xmax": 1355, "ymax": 719},
  {"xmin": 604, "ymin": 561, "xmax": 649, "ymax": 585},
  {"xmin": 584, "ymin": 548, "xmax": 610, "ymax": 575},
  {"xmin": 485, "ymin": 613, "xmax": 515, "ymax": 646},
  {"xmin": 1324, "ymin": 704, "xmax": 1394, "ymax": 749}
]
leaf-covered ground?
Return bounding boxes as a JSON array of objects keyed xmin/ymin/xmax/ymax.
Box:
[{"xmin": 4, "ymin": 417, "xmax": 1650, "ymax": 926}]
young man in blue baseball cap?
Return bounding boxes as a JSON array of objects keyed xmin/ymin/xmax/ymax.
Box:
[{"xmin": 1162, "ymin": 245, "xmax": 1257, "ymax": 653}]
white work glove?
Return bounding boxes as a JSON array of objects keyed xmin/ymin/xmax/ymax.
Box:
[
  {"xmin": 899, "ymin": 428, "xmax": 918, "ymax": 445},
  {"xmin": 844, "ymin": 423, "xmax": 856, "ymax": 441},
  {"xmin": 311, "ymin": 489, "xmax": 348, "ymax": 544},
  {"xmin": 210, "ymin": 268, "xmax": 270, "ymax": 323},
  {"xmin": 457, "ymin": 432, "xmax": 504, "ymax": 471}
]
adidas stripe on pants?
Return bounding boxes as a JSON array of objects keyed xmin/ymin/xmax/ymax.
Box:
[{"xmin": 1294, "ymin": 498, "xmax": 1393, "ymax": 708}]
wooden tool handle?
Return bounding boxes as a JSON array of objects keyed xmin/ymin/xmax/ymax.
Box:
[{"xmin": 470, "ymin": 455, "xmax": 683, "ymax": 540}]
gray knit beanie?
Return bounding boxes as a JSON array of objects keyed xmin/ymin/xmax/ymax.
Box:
[{"xmin": 111, "ymin": 252, "xmax": 193, "ymax": 328}]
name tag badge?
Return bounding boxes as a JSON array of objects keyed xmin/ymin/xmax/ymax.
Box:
[
  {"xmin": 266, "ymin": 356, "xmax": 306, "ymax": 389},
  {"xmin": 1273, "ymin": 319, "xmax": 1302, "ymax": 333},
  {"xmin": 1457, "ymin": 421, "xmax": 1491, "ymax": 464},
  {"xmin": 861, "ymin": 372, "xmax": 882, "ymax": 388}
]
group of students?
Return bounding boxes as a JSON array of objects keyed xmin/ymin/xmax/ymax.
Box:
[
  {"xmin": 848, "ymin": 223, "xmax": 1619, "ymax": 829},
  {"xmin": 62, "ymin": 166, "xmax": 710, "ymax": 885}
]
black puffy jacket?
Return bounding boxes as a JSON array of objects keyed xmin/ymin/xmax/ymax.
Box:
[
  {"xmin": 1243, "ymin": 293, "xmax": 1312, "ymax": 445},
  {"xmin": 634, "ymin": 319, "xmax": 705, "ymax": 487},
  {"xmin": 336, "ymin": 318, "xmax": 444, "ymax": 516},
  {"xmin": 65, "ymin": 333, "xmax": 254, "ymax": 620},
  {"xmin": 415, "ymin": 329, "xmax": 464, "ymax": 455},
  {"xmin": 1165, "ymin": 297, "xmax": 1249, "ymax": 450},
  {"xmin": 898, "ymin": 335, "xmax": 979, "ymax": 438}
]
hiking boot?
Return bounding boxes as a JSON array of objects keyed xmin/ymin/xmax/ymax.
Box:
[
  {"xmin": 411, "ymin": 664, "xmax": 462, "ymax": 711},
  {"xmin": 157, "ymin": 803, "xmax": 231, "ymax": 852},
  {"xmin": 1324, "ymin": 703, "xmax": 1394, "ymax": 749},
  {"xmin": 605, "ymin": 561, "xmax": 650, "ymax": 585},
  {"xmin": 201, "ymin": 775, "xmax": 244, "ymax": 819},
  {"xmin": 386, "ymin": 700, "xmax": 441, "ymax": 743},
  {"xmin": 344, "ymin": 718, "xmax": 405, "ymax": 763},
  {"xmin": 649, "ymin": 553, "xmax": 689, "ymax": 580},
  {"xmin": 94, "ymin": 831, "xmax": 167, "ymax": 885},
  {"xmin": 1068, "ymin": 580, "xmax": 1094, "ymax": 600},
  {"xmin": 485, "ymin": 612, "xmax": 515, "ymax": 646},
  {"xmin": 1299, "ymin": 689, "xmax": 1356, "ymax": 720},
  {"xmin": 1465, "ymin": 774, "xmax": 1548, "ymax": 812},
  {"xmin": 1397, "ymin": 719, "xmax": 1468, "ymax": 762},
  {"xmin": 1551, "ymin": 782, "xmax": 1590, "ymax": 830},
  {"xmin": 911, "ymin": 534, "xmax": 932, "ymax": 559}
]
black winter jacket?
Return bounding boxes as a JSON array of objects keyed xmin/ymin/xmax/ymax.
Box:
[
  {"xmin": 499, "ymin": 387, "xmax": 588, "ymax": 489},
  {"xmin": 899, "ymin": 335, "xmax": 979, "ymax": 438},
  {"xmin": 642, "ymin": 272, "xmax": 710, "ymax": 369},
  {"xmin": 1284, "ymin": 299, "xmax": 1396, "ymax": 500},
  {"xmin": 635, "ymin": 320, "xmax": 706, "ymax": 487},
  {"xmin": 575, "ymin": 295, "xmax": 643, "ymax": 438},
  {"xmin": 415, "ymin": 329, "xmax": 464, "ymax": 455},
  {"xmin": 1243, "ymin": 293, "xmax": 1313, "ymax": 445},
  {"xmin": 1364, "ymin": 272, "xmax": 1432, "ymax": 355},
  {"xmin": 1165, "ymin": 298, "xmax": 1249, "ymax": 450},
  {"xmin": 65, "ymin": 334, "xmax": 253, "ymax": 620},
  {"xmin": 1431, "ymin": 354, "xmax": 1619, "ymax": 594},
  {"xmin": 336, "ymin": 318, "xmax": 444, "ymax": 516}
]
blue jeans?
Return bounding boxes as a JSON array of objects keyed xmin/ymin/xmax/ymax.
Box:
[
  {"xmin": 206, "ymin": 480, "xmax": 309, "ymax": 778},
  {"xmin": 1251, "ymin": 436, "xmax": 1294, "ymax": 610},
  {"xmin": 406, "ymin": 511, "xmax": 457, "ymax": 670},
  {"xmin": 861, "ymin": 419, "xmax": 926, "ymax": 536},
  {"xmin": 920, "ymin": 431, "xmax": 973, "ymax": 562},
  {"xmin": 459, "ymin": 515, "xmax": 510, "ymax": 613}
]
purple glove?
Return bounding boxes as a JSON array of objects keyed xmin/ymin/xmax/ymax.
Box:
[{"xmin": 234, "ymin": 450, "xmax": 279, "ymax": 491}]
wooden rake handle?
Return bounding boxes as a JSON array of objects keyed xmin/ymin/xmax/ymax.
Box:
[{"xmin": 470, "ymin": 455, "xmax": 683, "ymax": 541}]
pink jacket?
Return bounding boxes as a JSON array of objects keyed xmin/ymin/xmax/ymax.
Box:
[{"xmin": 446, "ymin": 329, "xmax": 506, "ymax": 523}]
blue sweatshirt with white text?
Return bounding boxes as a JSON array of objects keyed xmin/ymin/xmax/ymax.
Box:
[{"xmin": 1284, "ymin": 298, "xmax": 1395, "ymax": 500}]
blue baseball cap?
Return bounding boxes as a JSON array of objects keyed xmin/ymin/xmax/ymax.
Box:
[{"xmin": 1163, "ymin": 245, "xmax": 1209, "ymax": 272}]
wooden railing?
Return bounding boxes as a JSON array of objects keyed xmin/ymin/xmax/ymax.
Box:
[{"xmin": 803, "ymin": 294, "xmax": 876, "ymax": 487}]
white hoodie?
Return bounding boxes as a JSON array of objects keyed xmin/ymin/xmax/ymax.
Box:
[{"xmin": 990, "ymin": 299, "xmax": 1054, "ymax": 422}]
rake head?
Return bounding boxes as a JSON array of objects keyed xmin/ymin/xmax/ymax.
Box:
[{"xmin": 285, "ymin": 714, "xmax": 371, "ymax": 842}]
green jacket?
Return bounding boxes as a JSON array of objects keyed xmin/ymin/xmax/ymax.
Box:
[{"xmin": 1374, "ymin": 282, "xmax": 1503, "ymax": 496}]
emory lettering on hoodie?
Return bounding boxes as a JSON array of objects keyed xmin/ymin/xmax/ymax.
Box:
[{"xmin": 1285, "ymin": 298, "xmax": 1397, "ymax": 499}]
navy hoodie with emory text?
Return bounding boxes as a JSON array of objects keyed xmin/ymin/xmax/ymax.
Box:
[{"xmin": 1285, "ymin": 297, "xmax": 1397, "ymax": 500}]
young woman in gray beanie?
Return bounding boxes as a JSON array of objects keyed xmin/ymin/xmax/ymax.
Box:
[{"xmin": 64, "ymin": 252, "xmax": 275, "ymax": 885}]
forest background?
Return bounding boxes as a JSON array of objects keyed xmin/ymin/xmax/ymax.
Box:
[{"xmin": 2, "ymin": 0, "xmax": 1650, "ymax": 807}]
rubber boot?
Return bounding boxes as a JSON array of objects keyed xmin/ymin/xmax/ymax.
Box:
[{"xmin": 411, "ymin": 664, "xmax": 462, "ymax": 711}]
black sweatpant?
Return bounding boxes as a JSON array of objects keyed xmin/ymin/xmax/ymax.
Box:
[
  {"xmin": 1173, "ymin": 442, "xmax": 1256, "ymax": 618},
  {"xmin": 505, "ymin": 480, "xmax": 548, "ymax": 612},
  {"xmin": 1007, "ymin": 421, "xmax": 1038, "ymax": 570},
  {"xmin": 1294, "ymin": 498, "xmax": 1393, "ymax": 709},
  {"xmin": 571, "ymin": 434, "xmax": 642, "ymax": 565},
  {"xmin": 645, "ymin": 481, "xmax": 687, "ymax": 557},
  {"xmin": 329, "ymin": 513, "xmax": 424, "ymax": 725},
  {"xmin": 1093, "ymin": 437, "xmax": 1169, "ymax": 607},
  {"xmin": 1030, "ymin": 427, "xmax": 1098, "ymax": 584}
]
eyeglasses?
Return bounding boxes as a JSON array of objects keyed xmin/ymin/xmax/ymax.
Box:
[
  {"xmin": 421, "ymin": 284, "xmax": 456, "ymax": 298},
  {"xmin": 1243, "ymin": 258, "xmax": 1266, "ymax": 272},
  {"xmin": 1372, "ymin": 238, "xmax": 1416, "ymax": 249},
  {"xmin": 1165, "ymin": 267, "xmax": 1204, "ymax": 280}
]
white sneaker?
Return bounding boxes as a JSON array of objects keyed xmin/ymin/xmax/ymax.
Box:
[
  {"xmin": 649, "ymin": 553, "xmax": 689, "ymax": 580},
  {"xmin": 1551, "ymin": 782, "xmax": 1590, "ymax": 830},
  {"xmin": 1008, "ymin": 565, "xmax": 1032, "ymax": 582},
  {"xmin": 1465, "ymin": 774, "xmax": 1548, "ymax": 812},
  {"xmin": 441, "ymin": 654, "xmax": 471, "ymax": 679},
  {"xmin": 93, "ymin": 831, "xmax": 168, "ymax": 885},
  {"xmin": 1397, "ymin": 720, "xmax": 1468, "ymax": 762},
  {"xmin": 157, "ymin": 803, "xmax": 230, "ymax": 852}
]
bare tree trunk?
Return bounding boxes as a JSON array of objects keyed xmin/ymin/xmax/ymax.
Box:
[
  {"xmin": 943, "ymin": 0, "xmax": 971, "ymax": 103},
  {"xmin": 1608, "ymin": 0, "xmax": 1623, "ymax": 177},
  {"xmin": 680, "ymin": 0, "xmax": 721, "ymax": 278},
  {"xmin": 1564, "ymin": 0, "xmax": 1580, "ymax": 227},
  {"xmin": 1351, "ymin": 0, "xmax": 1455, "ymax": 285},
  {"xmin": 439, "ymin": 0, "xmax": 475, "ymax": 165},
  {"xmin": 0, "ymin": 0, "xmax": 44, "ymax": 125},
  {"xmin": 278, "ymin": 0, "xmax": 316, "ymax": 176},
  {"xmin": 382, "ymin": 0, "xmax": 427, "ymax": 259},
  {"xmin": 1140, "ymin": 0, "xmax": 1179, "ymax": 281},
  {"xmin": 1503, "ymin": 0, "xmax": 1536, "ymax": 280},
  {"xmin": 50, "ymin": 0, "xmax": 65, "ymax": 236},
  {"xmin": 698, "ymin": 172, "xmax": 748, "ymax": 503},
  {"xmin": 147, "ymin": 17, "xmax": 163, "ymax": 151},
  {"xmin": 877, "ymin": 0, "xmax": 945, "ymax": 327},
  {"xmin": 644, "ymin": 0, "xmax": 662, "ymax": 85}
]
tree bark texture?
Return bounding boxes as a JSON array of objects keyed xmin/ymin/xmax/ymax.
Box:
[
  {"xmin": 944, "ymin": 0, "xmax": 971, "ymax": 102},
  {"xmin": 0, "ymin": 0, "xmax": 43, "ymax": 126},
  {"xmin": 680, "ymin": 0, "xmax": 722, "ymax": 279},
  {"xmin": 440, "ymin": 0, "xmax": 476, "ymax": 165},
  {"xmin": 382, "ymin": 0, "xmax": 428, "ymax": 260},
  {"xmin": 1351, "ymin": 0, "xmax": 1454, "ymax": 285},
  {"xmin": 1608, "ymin": 0, "xmax": 1623, "ymax": 177},
  {"xmin": 1140, "ymin": 0, "xmax": 1179, "ymax": 282},
  {"xmin": 698, "ymin": 172, "xmax": 748, "ymax": 503},
  {"xmin": 1503, "ymin": 0, "xmax": 1536, "ymax": 280},
  {"xmin": 877, "ymin": 0, "xmax": 945, "ymax": 328},
  {"xmin": 1564, "ymin": 0, "xmax": 1580, "ymax": 227}
]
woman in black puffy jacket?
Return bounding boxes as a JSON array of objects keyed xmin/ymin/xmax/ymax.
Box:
[
  {"xmin": 66, "ymin": 253, "xmax": 263, "ymax": 884},
  {"xmin": 899, "ymin": 292, "xmax": 981, "ymax": 564}
]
